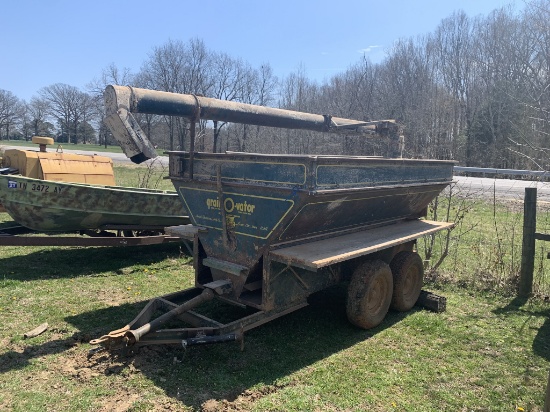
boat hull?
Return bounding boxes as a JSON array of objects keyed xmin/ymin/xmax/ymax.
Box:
[{"xmin": 0, "ymin": 175, "xmax": 189, "ymax": 232}]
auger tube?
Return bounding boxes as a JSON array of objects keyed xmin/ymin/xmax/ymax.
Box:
[{"xmin": 104, "ymin": 85, "xmax": 399, "ymax": 164}]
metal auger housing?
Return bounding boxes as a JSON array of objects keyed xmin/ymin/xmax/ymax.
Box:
[{"xmin": 103, "ymin": 84, "xmax": 400, "ymax": 163}]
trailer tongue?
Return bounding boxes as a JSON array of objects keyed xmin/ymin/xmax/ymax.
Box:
[{"xmin": 92, "ymin": 85, "xmax": 454, "ymax": 352}]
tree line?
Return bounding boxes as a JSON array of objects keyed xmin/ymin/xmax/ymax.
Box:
[{"xmin": 1, "ymin": 0, "xmax": 549, "ymax": 169}]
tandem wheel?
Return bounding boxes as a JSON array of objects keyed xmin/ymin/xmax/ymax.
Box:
[
  {"xmin": 390, "ymin": 251, "xmax": 424, "ymax": 312},
  {"xmin": 346, "ymin": 260, "xmax": 393, "ymax": 329}
]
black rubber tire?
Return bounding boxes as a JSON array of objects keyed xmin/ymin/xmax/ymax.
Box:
[
  {"xmin": 390, "ymin": 251, "xmax": 424, "ymax": 312},
  {"xmin": 346, "ymin": 260, "xmax": 393, "ymax": 329}
]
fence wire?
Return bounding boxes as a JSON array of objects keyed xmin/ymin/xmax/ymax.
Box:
[{"xmin": 422, "ymin": 179, "xmax": 550, "ymax": 298}]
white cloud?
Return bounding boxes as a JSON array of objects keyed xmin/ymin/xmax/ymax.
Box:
[{"xmin": 358, "ymin": 45, "xmax": 383, "ymax": 53}]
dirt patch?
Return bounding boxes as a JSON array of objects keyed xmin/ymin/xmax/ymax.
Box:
[
  {"xmin": 2, "ymin": 328, "xmax": 292, "ymax": 412},
  {"xmin": 95, "ymin": 288, "xmax": 130, "ymax": 307},
  {"xmin": 200, "ymin": 383, "xmax": 291, "ymax": 412},
  {"xmin": 90, "ymin": 388, "xmax": 181, "ymax": 412},
  {"xmin": 37, "ymin": 345, "xmax": 189, "ymax": 411},
  {"xmin": 98, "ymin": 391, "xmax": 141, "ymax": 412}
]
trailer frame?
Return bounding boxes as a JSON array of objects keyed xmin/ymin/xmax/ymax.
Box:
[{"xmin": 91, "ymin": 219, "xmax": 453, "ymax": 351}]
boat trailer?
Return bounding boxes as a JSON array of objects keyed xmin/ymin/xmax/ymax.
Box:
[{"xmin": 0, "ymin": 224, "xmax": 188, "ymax": 248}]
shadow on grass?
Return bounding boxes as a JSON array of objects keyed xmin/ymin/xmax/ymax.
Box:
[
  {"xmin": 83, "ymin": 285, "xmax": 413, "ymax": 409},
  {"xmin": 1, "ymin": 284, "xmax": 416, "ymax": 409},
  {"xmin": 0, "ymin": 242, "xmax": 187, "ymax": 281},
  {"xmin": 493, "ymin": 296, "xmax": 550, "ymax": 361},
  {"xmin": 533, "ymin": 309, "xmax": 550, "ymax": 361},
  {"xmin": 492, "ymin": 296, "xmax": 530, "ymax": 314},
  {"xmin": 0, "ymin": 300, "xmax": 147, "ymax": 374}
]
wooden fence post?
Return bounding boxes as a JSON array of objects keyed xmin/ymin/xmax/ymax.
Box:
[{"xmin": 519, "ymin": 187, "xmax": 537, "ymax": 298}]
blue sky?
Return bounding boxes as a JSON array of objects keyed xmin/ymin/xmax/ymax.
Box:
[{"xmin": 1, "ymin": 0, "xmax": 517, "ymax": 102}]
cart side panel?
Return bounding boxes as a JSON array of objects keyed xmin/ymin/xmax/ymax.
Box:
[
  {"xmin": 277, "ymin": 185, "xmax": 447, "ymax": 242},
  {"xmin": 315, "ymin": 162, "xmax": 454, "ymax": 189},
  {"xmin": 177, "ymin": 184, "xmax": 297, "ymax": 269}
]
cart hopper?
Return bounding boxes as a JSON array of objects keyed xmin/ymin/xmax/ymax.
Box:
[{"xmin": 168, "ymin": 151, "xmax": 453, "ymax": 309}]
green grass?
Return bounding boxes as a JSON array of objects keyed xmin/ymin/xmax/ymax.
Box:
[
  {"xmin": 422, "ymin": 185, "xmax": 550, "ymax": 297},
  {"xmin": 113, "ymin": 164, "xmax": 174, "ymax": 191},
  {"xmin": 0, "ymin": 238, "xmax": 547, "ymax": 411},
  {"xmin": 0, "ymin": 168, "xmax": 548, "ymax": 411}
]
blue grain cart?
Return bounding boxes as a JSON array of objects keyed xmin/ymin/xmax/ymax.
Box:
[{"xmin": 91, "ymin": 86, "xmax": 454, "ymax": 351}]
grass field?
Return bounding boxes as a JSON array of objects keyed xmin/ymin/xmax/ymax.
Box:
[
  {"xmin": 0, "ymin": 166, "xmax": 549, "ymax": 411},
  {"xmin": 422, "ymin": 184, "xmax": 550, "ymax": 298}
]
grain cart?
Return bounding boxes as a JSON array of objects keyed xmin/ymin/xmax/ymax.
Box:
[{"xmin": 91, "ymin": 86, "xmax": 454, "ymax": 351}]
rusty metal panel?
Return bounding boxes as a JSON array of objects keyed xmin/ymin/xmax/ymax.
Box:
[{"xmin": 169, "ymin": 152, "xmax": 452, "ymax": 259}]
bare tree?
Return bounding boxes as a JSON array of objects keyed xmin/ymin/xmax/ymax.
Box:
[
  {"xmin": 28, "ymin": 97, "xmax": 52, "ymax": 137},
  {"xmin": 139, "ymin": 38, "xmax": 213, "ymax": 151},
  {"xmin": 39, "ymin": 83, "xmax": 93, "ymax": 144},
  {"xmin": 76, "ymin": 91, "xmax": 96, "ymax": 144},
  {"xmin": 208, "ymin": 52, "xmax": 246, "ymax": 152},
  {"xmin": 88, "ymin": 63, "xmax": 135, "ymax": 96},
  {"xmin": 511, "ymin": 0, "xmax": 550, "ymax": 169},
  {"xmin": 433, "ymin": 11, "xmax": 481, "ymax": 165},
  {"xmin": 233, "ymin": 63, "xmax": 278, "ymax": 153},
  {"xmin": 277, "ymin": 67, "xmax": 322, "ymax": 154},
  {"xmin": 0, "ymin": 89, "xmax": 21, "ymax": 140}
]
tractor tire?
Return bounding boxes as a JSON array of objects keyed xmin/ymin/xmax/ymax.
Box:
[
  {"xmin": 346, "ymin": 260, "xmax": 393, "ymax": 329},
  {"xmin": 390, "ymin": 251, "xmax": 424, "ymax": 312}
]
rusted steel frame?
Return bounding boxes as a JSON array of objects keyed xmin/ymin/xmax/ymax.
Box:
[
  {"xmin": 0, "ymin": 234, "xmax": 180, "ymax": 247},
  {"xmin": 91, "ymin": 289, "xmax": 207, "ymax": 348},
  {"xmin": 91, "ymin": 287, "xmax": 217, "ymax": 349},
  {"xmin": 135, "ymin": 300, "xmax": 308, "ymax": 346},
  {"xmin": 220, "ymin": 301, "xmax": 309, "ymax": 334},
  {"xmin": 91, "ymin": 284, "xmax": 307, "ymax": 349},
  {"xmin": 118, "ymin": 281, "xmax": 230, "ymax": 346},
  {"xmin": 123, "ymin": 294, "xmax": 223, "ymax": 331},
  {"xmin": 125, "ymin": 288, "xmax": 216, "ymax": 345},
  {"xmin": 134, "ymin": 330, "xmax": 241, "ymax": 347}
]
